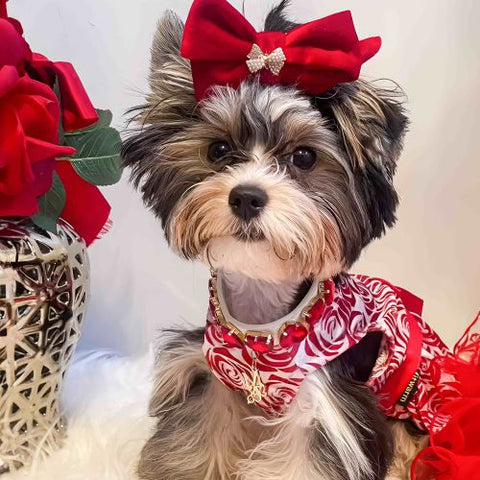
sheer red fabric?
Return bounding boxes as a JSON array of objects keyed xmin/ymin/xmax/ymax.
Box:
[{"xmin": 412, "ymin": 313, "xmax": 480, "ymax": 479}]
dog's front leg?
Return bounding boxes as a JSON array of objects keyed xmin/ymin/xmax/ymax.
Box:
[{"xmin": 138, "ymin": 330, "xmax": 261, "ymax": 480}]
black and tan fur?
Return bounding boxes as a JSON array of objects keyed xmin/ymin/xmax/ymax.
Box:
[{"xmin": 123, "ymin": 3, "xmax": 423, "ymax": 479}]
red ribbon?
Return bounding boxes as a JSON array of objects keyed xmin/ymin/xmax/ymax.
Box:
[
  {"xmin": 55, "ymin": 161, "xmax": 111, "ymax": 247},
  {"xmin": 30, "ymin": 54, "xmax": 99, "ymax": 131},
  {"xmin": 379, "ymin": 313, "xmax": 424, "ymax": 407},
  {"xmin": 181, "ymin": 0, "xmax": 381, "ymax": 101}
]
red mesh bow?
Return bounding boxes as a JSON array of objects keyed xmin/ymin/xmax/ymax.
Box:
[{"xmin": 181, "ymin": 0, "xmax": 381, "ymax": 100}]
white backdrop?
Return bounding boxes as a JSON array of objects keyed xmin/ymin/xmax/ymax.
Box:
[{"xmin": 9, "ymin": 0, "xmax": 480, "ymax": 354}]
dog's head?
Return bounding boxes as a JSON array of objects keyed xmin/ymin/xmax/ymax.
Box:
[{"xmin": 123, "ymin": 3, "xmax": 408, "ymax": 283}]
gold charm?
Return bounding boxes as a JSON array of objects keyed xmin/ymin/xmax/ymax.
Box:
[
  {"xmin": 243, "ymin": 358, "xmax": 267, "ymax": 404},
  {"xmin": 246, "ymin": 44, "xmax": 286, "ymax": 76}
]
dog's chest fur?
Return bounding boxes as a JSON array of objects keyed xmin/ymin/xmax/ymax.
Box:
[{"xmin": 221, "ymin": 271, "xmax": 300, "ymax": 324}]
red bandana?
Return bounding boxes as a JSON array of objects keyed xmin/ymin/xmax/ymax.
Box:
[
  {"xmin": 181, "ymin": 0, "xmax": 381, "ymax": 101},
  {"xmin": 203, "ymin": 274, "xmax": 480, "ymax": 479}
]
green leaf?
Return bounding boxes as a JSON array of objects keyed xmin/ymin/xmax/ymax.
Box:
[
  {"xmin": 31, "ymin": 172, "xmax": 66, "ymax": 233},
  {"xmin": 64, "ymin": 126, "xmax": 123, "ymax": 186},
  {"xmin": 64, "ymin": 109, "xmax": 114, "ymax": 136},
  {"xmin": 62, "ymin": 108, "xmax": 122, "ymax": 186},
  {"xmin": 92, "ymin": 109, "xmax": 113, "ymax": 129}
]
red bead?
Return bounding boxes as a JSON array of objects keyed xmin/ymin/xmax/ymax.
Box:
[
  {"xmin": 279, "ymin": 324, "xmax": 308, "ymax": 348},
  {"xmin": 324, "ymin": 280, "xmax": 335, "ymax": 305},
  {"xmin": 220, "ymin": 326, "xmax": 242, "ymax": 347},
  {"xmin": 308, "ymin": 300, "xmax": 326, "ymax": 324},
  {"xmin": 245, "ymin": 334, "xmax": 273, "ymax": 354}
]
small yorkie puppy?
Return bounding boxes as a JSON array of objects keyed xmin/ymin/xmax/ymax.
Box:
[{"xmin": 122, "ymin": 1, "xmax": 432, "ymax": 479}]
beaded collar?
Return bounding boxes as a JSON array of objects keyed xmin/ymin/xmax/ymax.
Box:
[
  {"xmin": 208, "ymin": 272, "xmax": 335, "ymax": 353},
  {"xmin": 203, "ymin": 272, "xmax": 454, "ymax": 431}
]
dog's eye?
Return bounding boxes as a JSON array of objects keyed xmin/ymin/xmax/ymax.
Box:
[
  {"xmin": 208, "ymin": 141, "xmax": 232, "ymax": 162},
  {"xmin": 291, "ymin": 147, "xmax": 317, "ymax": 171}
]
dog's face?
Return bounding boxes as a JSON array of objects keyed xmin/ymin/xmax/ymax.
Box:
[{"xmin": 123, "ymin": 10, "xmax": 408, "ymax": 283}]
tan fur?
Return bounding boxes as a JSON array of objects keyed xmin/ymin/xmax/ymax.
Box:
[
  {"xmin": 387, "ymin": 421, "xmax": 429, "ymax": 480},
  {"xmin": 138, "ymin": 343, "xmax": 263, "ymax": 480}
]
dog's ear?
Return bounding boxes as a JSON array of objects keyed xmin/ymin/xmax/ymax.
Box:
[
  {"xmin": 122, "ymin": 11, "xmax": 196, "ymax": 213},
  {"xmin": 264, "ymin": 0, "xmax": 299, "ymax": 32},
  {"xmin": 145, "ymin": 11, "xmax": 196, "ymax": 123},
  {"xmin": 315, "ymin": 81, "xmax": 408, "ymax": 240},
  {"xmin": 320, "ymin": 80, "xmax": 407, "ymax": 175},
  {"xmin": 151, "ymin": 10, "xmax": 184, "ymax": 71}
]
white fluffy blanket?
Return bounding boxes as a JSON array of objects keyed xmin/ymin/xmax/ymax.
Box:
[{"xmin": 5, "ymin": 351, "xmax": 156, "ymax": 480}]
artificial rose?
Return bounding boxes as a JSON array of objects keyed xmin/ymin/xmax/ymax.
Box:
[
  {"xmin": 0, "ymin": 0, "xmax": 115, "ymax": 246},
  {"xmin": 0, "ymin": 16, "xmax": 31, "ymax": 70},
  {"xmin": 0, "ymin": 69, "xmax": 75, "ymax": 216}
]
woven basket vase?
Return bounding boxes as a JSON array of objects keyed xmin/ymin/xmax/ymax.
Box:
[{"xmin": 0, "ymin": 218, "xmax": 89, "ymax": 474}]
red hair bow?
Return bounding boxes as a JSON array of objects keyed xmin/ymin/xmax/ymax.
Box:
[{"xmin": 181, "ymin": 0, "xmax": 381, "ymax": 101}]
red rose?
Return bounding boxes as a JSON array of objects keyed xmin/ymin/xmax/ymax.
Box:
[
  {"xmin": 0, "ymin": 17, "xmax": 31, "ymax": 69},
  {"xmin": 0, "ymin": 67, "xmax": 75, "ymax": 216},
  {"xmin": 0, "ymin": 0, "xmax": 112, "ymax": 245},
  {"xmin": 0, "ymin": 9, "xmax": 75, "ymax": 216}
]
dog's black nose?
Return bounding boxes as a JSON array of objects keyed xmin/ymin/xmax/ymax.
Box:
[{"xmin": 229, "ymin": 185, "xmax": 268, "ymax": 221}]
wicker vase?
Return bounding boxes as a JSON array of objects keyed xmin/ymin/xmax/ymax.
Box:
[{"xmin": 0, "ymin": 218, "xmax": 90, "ymax": 474}]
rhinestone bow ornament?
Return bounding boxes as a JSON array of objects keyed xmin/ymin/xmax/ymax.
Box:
[{"xmin": 246, "ymin": 44, "xmax": 286, "ymax": 76}]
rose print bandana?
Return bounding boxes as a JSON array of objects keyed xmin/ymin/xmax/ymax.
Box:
[{"xmin": 203, "ymin": 273, "xmax": 477, "ymax": 432}]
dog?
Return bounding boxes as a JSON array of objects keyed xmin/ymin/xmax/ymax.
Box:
[{"xmin": 122, "ymin": 2, "xmax": 428, "ymax": 479}]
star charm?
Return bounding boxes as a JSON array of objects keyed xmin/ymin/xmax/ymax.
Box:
[{"xmin": 243, "ymin": 367, "xmax": 267, "ymax": 404}]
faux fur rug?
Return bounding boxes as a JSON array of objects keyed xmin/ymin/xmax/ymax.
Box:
[{"xmin": 5, "ymin": 351, "xmax": 155, "ymax": 480}]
